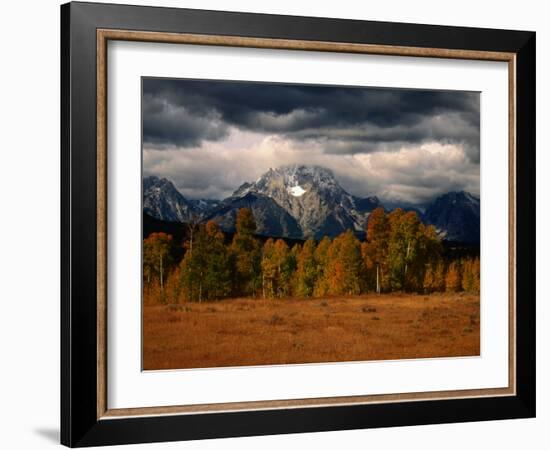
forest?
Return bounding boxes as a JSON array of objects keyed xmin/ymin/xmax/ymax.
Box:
[{"xmin": 143, "ymin": 207, "xmax": 480, "ymax": 305}]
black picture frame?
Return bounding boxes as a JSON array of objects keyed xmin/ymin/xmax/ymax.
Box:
[{"xmin": 61, "ymin": 1, "xmax": 536, "ymax": 447}]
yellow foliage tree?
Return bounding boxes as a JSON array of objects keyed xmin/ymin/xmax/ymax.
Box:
[
  {"xmin": 461, "ymin": 258, "xmax": 480, "ymax": 293},
  {"xmin": 143, "ymin": 232, "xmax": 173, "ymax": 303},
  {"xmin": 322, "ymin": 230, "xmax": 363, "ymax": 296},
  {"xmin": 261, "ymin": 238, "xmax": 295, "ymax": 298},
  {"xmin": 445, "ymin": 262, "xmax": 462, "ymax": 292}
]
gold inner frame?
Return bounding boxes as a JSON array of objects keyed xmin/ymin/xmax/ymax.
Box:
[{"xmin": 96, "ymin": 29, "xmax": 517, "ymax": 420}]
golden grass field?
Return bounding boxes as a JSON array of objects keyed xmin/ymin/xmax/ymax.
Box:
[{"xmin": 142, "ymin": 293, "xmax": 480, "ymax": 370}]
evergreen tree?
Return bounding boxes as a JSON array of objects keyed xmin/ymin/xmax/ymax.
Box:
[
  {"xmin": 261, "ymin": 238, "xmax": 277, "ymax": 298},
  {"xmin": 313, "ymin": 236, "xmax": 332, "ymax": 296},
  {"xmin": 179, "ymin": 227, "xmax": 207, "ymax": 302},
  {"xmin": 202, "ymin": 221, "xmax": 232, "ymax": 299},
  {"xmin": 179, "ymin": 221, "xmax": 231, "ymax": 302},
  {"xmin": 294, "ymin": 239, "xmax": 317, "ymax": 297},
  {"xmin": 276, "ymin": 239, "xmax": 295, "ymax": 298},
  {"xmin": 231, "ymin": 208, "xmax": 262, "ymax": 297}
]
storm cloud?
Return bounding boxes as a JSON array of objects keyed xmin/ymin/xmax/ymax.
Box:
[{"xmin": 142, "ymin": 78, "xmax": 480, "ymax": 205}]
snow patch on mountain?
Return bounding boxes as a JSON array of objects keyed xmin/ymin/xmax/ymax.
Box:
[{"xmin": 288, "ymin": 185, "xmax": 306, "ymax": 197}]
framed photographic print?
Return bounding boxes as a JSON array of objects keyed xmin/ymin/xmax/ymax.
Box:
[{"xmin": 61, "ymin": 2, "xmax": 536, "ymax": 447}]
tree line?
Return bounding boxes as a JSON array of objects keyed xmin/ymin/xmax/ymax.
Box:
[{"xmin": 143, "ymin": 207, "xmax": 480, "ymax": 304}]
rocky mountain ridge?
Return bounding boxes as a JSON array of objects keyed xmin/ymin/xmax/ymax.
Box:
[{"xmin": 143, "ymin": 166, "xmax": 480, "ymax": 242}]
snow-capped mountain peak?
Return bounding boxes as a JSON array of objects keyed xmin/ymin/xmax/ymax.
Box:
[
  {"xmin": 143, "ymin": 176, "xmax": 196, "ymax": 222},
  {"xmin": 226, "ymin": 164, "xmax": 373, "ymax": 238},
  {"xmin": 143, "ymin": 176, "xmax": 222, "ymax": 222}
]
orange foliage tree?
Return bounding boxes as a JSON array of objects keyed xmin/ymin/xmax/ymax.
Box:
[
  {"xmin": 423, "ymin": 261, "xmax": 446, "ymax": 293},
  {"xmin": 445, "ymin": 261, "xmax": 462, "ymax": 292},
  {"xmin": 143, "ymin": 205, "xmax": 476, "ymax": 302},
  {"xmin": 362, "ymin": 207, "xmax": 389, "ymax": 293},
  {"xmin": 461, "ymin": 258, "xmax": 480, "ymax": 293},
  {"xmin": 322, "ymin": 230, "xmax": 363, "ymax": 296}
]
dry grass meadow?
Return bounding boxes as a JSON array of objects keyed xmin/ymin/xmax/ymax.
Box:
[{"xmin": 143, "ymin": 293, "xmax": 479, "ymax": 370}]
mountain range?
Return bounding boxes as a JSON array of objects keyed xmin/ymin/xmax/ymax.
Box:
[{"xmin": 143, "ymin": 165, "xmax": 480, "ymax": 243}]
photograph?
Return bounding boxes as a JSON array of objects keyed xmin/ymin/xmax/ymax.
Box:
[
  {"xmin": 56, "ymin": 2, "xmax": 537, "ymax": 446},
  {"xmin": 141, "ymin": 78, "xmax": 481, "ymax": 370}
]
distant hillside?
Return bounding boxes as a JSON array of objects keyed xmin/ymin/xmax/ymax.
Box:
[
  {"xmin": 143, "ymin": 213, "xmax": 305, "ymax": 249},
  {"xmin": 423, "ymin": 191, "xmax": 480, "ymax": 244}
]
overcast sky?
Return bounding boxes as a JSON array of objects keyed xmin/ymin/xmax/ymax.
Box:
[{"xmin": 142, "ymin": 78, "xmax": 480, "ymax": 206}]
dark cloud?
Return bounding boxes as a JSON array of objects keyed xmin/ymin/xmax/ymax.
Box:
[
  {"xmin": 143, "ymin": 94, "xmax": 228, "ymax": 147},
  {"xmin": 142, "ymin": 78, "xmax": 480, "ymax": 162},
  {"xmin": 142, "ymin": 78, "xmax": 480, "ymax": 204}
]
